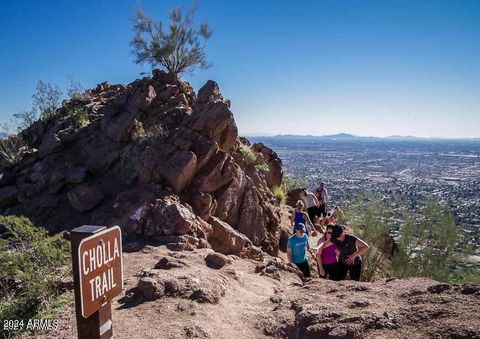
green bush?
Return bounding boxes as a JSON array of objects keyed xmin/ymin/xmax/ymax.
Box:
[
  {"xmin": 281, "ymin": 174, "xmax": 307, "ymax": 193},
  {"xmin": 0, "ymin": 134, "xmax": 26, "ymax": 166},
  {"xmin": 348, "ymin": 194, "xmax": 475, "ymax": 283},
  {"xmin": 391, "ymin": 198, "xmax": 463, "ymax": 282},
  {"xmin": 68, "ymin": 106, "xmax": 89, "ymax": 130},
  {"xmin": 132, "ymin": 119, "xmax": 146, "ymax": 141},
  {"xmin": 348, "ymin": 193, "xmax": 394, "ymax": 281},
  {"xmin": 239, "ymin": 146, "xmax": 257, "ymax": 165},
  {"xmin": 272, "ymin": 186, "xmax": 287, "ymax": 205},
  {"xmin": 0, "ymin": 216, "xmax": 71, "ymax": 337},
  {"xmin": 254, "ymin": 163, "xmax": 269, "ymax": 173}
]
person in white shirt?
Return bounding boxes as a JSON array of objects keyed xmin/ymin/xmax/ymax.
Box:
[{"xmin": 300, "ymin": 189, "xmax": 321, "ymax": 227}]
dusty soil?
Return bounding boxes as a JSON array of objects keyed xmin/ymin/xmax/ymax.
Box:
[{"xmin": 24, "ymin": 238, "xmax": 480, "ymax": 339}]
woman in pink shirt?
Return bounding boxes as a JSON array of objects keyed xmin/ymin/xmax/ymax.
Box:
[{"xmin": 316, "ymin": 224, "xmax": 341, "ymax": 280}]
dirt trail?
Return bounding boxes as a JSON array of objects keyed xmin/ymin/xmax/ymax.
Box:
[
  {"xmin": 28, "ymin": 244, "xmax": 301, "ymax": 339},
  {"xmin": 24, "ymin": 240, "xmax": 480, "ymax": 339}
]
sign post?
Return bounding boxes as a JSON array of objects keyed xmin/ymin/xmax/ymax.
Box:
[{"xmin": 71, "ymin": 225, "xmax": 123, "ymax": 339}]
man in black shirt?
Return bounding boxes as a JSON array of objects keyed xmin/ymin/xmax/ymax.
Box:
[{"xmin": 317, "ymin": 224, "xmax": 370, "ymax": 281}]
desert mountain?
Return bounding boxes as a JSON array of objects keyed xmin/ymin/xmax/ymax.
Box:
[{"xmin": 0, "ymin": 70, "xmax": 283, "ymax": 257}]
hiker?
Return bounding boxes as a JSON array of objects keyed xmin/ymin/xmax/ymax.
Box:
[
  {"xmin": 316, "ymin": 224, "xmax": 369, "ymax": 281},
  {"xmin": 315, "ymin": 224, "xmax": 341, "ymax": 280},
  {"xmin": 322, "ymin": 210, "xmax": 336, "ymax": 227},
  {"xmin": 315, "ymin": 182, "xmax": 328, "ymax": 218},
  {"xmin": 287, "ymin": 223, "xmax": 315, "ymax": 280},
  {"xmin": 300, "ymin": 189, "xmax": 321, "ymax": 226},
  {"xmin": 332, "ymin": 206, "xmax": 345, "ymax": 223},
  {"xmin": 290, "ymin": 200, "xmax": 317, "ymax": 237}
]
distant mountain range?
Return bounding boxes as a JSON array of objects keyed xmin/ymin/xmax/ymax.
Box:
[{"xmin": 245, "ymin": 133, "xmax": 480, "ymax": 141}]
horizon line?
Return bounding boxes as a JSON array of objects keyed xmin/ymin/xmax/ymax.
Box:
[{"xmin": 241, "ymin": 132, "xmax": 480, "ymax": 141}]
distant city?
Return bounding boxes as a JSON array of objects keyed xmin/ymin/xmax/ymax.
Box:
[{"xmin": 249, "ymin": 135, "xmax": 480, "ymax": 263}]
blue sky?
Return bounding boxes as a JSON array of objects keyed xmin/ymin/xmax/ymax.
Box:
[{"xmin": 0, "ymin": 0, "xmax": 479, "ymax": 138}]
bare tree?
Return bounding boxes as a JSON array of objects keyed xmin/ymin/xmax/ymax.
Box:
[
  {"xmin": 66, "ymin": 75, "xmax": 85, "ymax": 100},
  {"xmin": 32, "ymin": 80, "xmax": 63, "ymax": 119},
  {"xmin": 11, "ymin": 80, "xmax": 63, "ymax": 132},
  {"xmin": 131, "ymin": 6, "xmax": 212, "ymax": 75}
]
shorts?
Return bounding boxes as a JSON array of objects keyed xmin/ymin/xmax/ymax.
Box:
[
  {"xmin": 318, "ymin": 204, "xmax": 327, "ymax": 217},
  {"xmin": 307, "ymin": 206, "xmax": 321, "ymax": 223},
  {"xmin": 294, "ymin": 260, "xmax": 311, "ymax": 278},
  {"xmin": 337, "ymin": 262, "xmax": 362, "ymax": 281}
]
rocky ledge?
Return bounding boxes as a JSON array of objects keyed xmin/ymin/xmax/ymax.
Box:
[{"xmin": 0, "ymin": 70, "xmax": 283, "ymax": 256}]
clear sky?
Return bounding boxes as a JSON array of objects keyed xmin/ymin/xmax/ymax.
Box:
[{"xmin": 0, "ymin": 0, "xmax": 479, "ymax": 138}]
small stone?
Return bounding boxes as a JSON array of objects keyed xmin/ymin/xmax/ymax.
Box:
[
  {"xmin": 461, "ymin": 283, "xmax": 479, "ymax": 295},
  {"xmin": 204, "ymin": 252, "xmax": 232, "ymax": 269},
  {"xmin": 428, "ymin": 283, "xmax": 452, "ymax": 294},
  {"xmin": 137, "ymin": 277, "xmax": 164, "ymax": 300}
]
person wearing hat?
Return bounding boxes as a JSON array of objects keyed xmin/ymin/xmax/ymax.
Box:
[
  {"xmin": 287, "ymin": 223, "xmax": 315, "ymax": 280},
  {"xmin": 316, "ymin": 224, "xmax": 369, "ymax": 281}
]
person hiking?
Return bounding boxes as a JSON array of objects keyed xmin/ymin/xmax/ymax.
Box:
[
  {"xmin": 300, "ymin": 189, "xmax": 321, "ymax": 226},
  {"xmin": 322, "ymin": 211, "xmax": 336, "ymax": 227},
  {"xmin": 315, "ymin": 182, "xmax": 328, "ymax": 218},
  {"xmin": 315, "ymin": 224, "xmax": 341, "ymax": 280},
  {"xmin": 290, "ymin": 200, "xmax": 317, "ymax": 236},
  {"xmin": 287, "ymin": 223, "xmax": 315, "ymax": 280},
  {"xmin": 316, "ymin": 224, "xmax": 369, "ymax": 281},
  {"xmin": 332, "ymin": 206, "xmax": 345, "ymax": 223}
]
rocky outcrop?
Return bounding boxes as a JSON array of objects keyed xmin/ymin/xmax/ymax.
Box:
[
  {"xmin": 1, "ymin": 70, "xmax": 283, "ymax": 256},
  {"xmin": 135, "ymin": 249, "xmax": 230, "ymax": 304}
]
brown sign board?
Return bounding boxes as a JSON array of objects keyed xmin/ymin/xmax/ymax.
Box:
[{"xmin": 77, "ymin": 226, "xmax": 123, "ymax": 318}]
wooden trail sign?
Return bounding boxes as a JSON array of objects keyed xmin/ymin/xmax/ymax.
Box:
[{"xmin": 71, "ymin": 225, "xmax": 123, "ymax": 339}]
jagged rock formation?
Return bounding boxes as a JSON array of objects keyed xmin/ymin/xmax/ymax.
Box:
[{"xmin": 0, "ymin": 70, "xmax": 283, "ymax": 256}]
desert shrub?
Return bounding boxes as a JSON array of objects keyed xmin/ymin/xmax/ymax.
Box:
[
  {"xmin": 348, "ymin": 194, "xmax": 472, "ymax": 283},
  {"xmin": 239, "ymin": 146, "xmax": 257, "ymax": 165},
  {"xmin": 348, "ymin": 194, "xmax": 394, "ymax": 281},
  {"xmin": 68, "ymin": 106, "xmax": 89, "ymax": 130},
  {"xmin": 11, "ymin": 81, "xmax": 63, "ymax": 132},
  {"xmin": 254, "ymin": 163, "xmax": 270, "ymax": 173},
  {"xmin": 131, "ymin": 119, "xmax": 147, "ymax": 141},
  {"xmin": 448, "ymin": 267, "xmax": 480, "ymax": 284},
  {"xmin": 0, "ymin": 216, "xmax": 71, "ymax": 336},
  {"xmin": 281, "ymin": 174, "xmax": 307, "ymax": 193},
  {"xmin": 0, "ymin": 134, "xmax": 26, "ymax": 165},
  {"xmin": 272, "ymin": 186, "xmax": 287, "ymax": 205},
  {"xmin": 131, "ymin": 5, "xmax": 212, "ymax": 75},
  {"xmin": 391, "ymin": 198, "xmax": 463, "ymax": 282},
  {"xmin": 66, "ymin": 75, "xmax": 85, "ymax": 100}
]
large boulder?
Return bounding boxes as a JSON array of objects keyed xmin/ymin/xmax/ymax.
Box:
[
  {"xmin": 144, "ymin": 196, "xmax": 200, "ymax": 237},
  {"xmin": 252, "ymin": 143, "xmax": 283, "ymax": 189},
  {"xmin": 208, "ymin": 216, "xmax": 252, "ymax": 256},
  {"xmin": 67, "ymin": 185, "xmax": 105, "ymax": 212},
  {"xmin": 38, "ymin": 132, "xmax": 62, "ymax": 157}
]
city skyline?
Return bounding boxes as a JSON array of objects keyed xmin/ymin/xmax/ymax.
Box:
[{"xmin": 0, "ymin": 0, "xmax": 479, "ymax": 138}]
